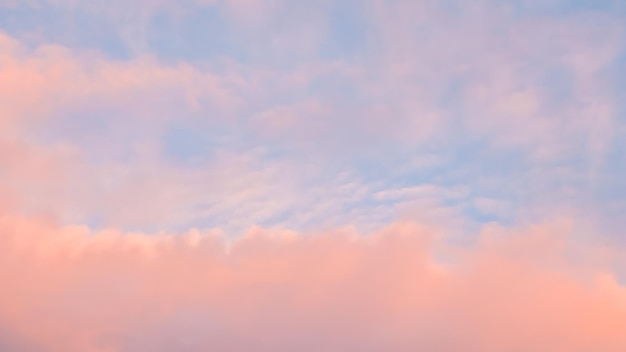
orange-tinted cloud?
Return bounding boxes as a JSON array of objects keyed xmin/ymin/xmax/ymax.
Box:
[{"xmin": 0, "ymin": 214, "xmax": 625, "ymax": 351}]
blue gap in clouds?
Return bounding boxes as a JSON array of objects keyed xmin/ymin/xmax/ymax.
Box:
[
  {"xmin": 595, "ymin": 97, "xmax": 626, "ymax": 201},
  {"xmin": 163, "ymin": 125, "xmax": 218, "ymax": 163},
  {"xmin": 610, "ymin": 47, "xmax": 626, "ymax": 109},
  {"xmin": 0, "ymin": 2, "xmax": 131, "ymax": 59},
  {"xmin": 592, "ymin": 131, "xmax": 626, "ymax": 241},
  {"xmin": 444, "ymin": 141, "xmax": 532, "ymax": 225},
  {"xmin": 438, "ymin": 74, "xmax": 469, "ymax": 108},
  {"xmin": 319, "ymin": 0, "xmax": 368, "ymax": 61},
  {"xmin": 147, "ymin": 6, "xmax": 247, "ymax": 64},
  {"xmin": 510, "ymin": 0, "xmax": 622, "ymax": 15},
  {"xmin": 540, "ymin": 68, "xmax": 575, "ymax": 107}
]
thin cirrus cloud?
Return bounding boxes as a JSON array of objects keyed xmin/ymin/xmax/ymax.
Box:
[{"xmin": 1, "ymin": 0, "xmax": 626, "ymax": 350}]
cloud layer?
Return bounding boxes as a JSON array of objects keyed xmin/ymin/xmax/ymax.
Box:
[
  {"xmin": 1, "ymin": 213, "xmax": 625, "ymax": 351},
  {"xmin": 1, "ymin": 1, "xmax": 626, "ymax": 350}
]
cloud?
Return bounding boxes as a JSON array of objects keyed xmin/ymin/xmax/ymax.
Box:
[
  {"xmin": 1, "ymin": 0, "xmax": 625, "ymax": 236},
  {"xmin": 0, "ymin": 31, "xmax": 237, "ymax": 135},
  {"xmin": 375, "ymin": 185, "xmax": 469, "ymax": 202},
  {"xmin": 1, "ymin": 4, "xmax": 625, "ymax": 350},
  {"xmin": 0, "ymin": 32, "xmax": 258, "ymax": 230},
  {"xmin": 0, "ymin": 213, "xmax": 625, "ymax": 351}
]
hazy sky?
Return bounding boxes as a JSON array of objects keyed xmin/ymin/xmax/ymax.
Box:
[{"xmin": 1, "ymin": 0, "xmax": 626, "ymax": 351}]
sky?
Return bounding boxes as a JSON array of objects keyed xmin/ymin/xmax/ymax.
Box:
[{"xmin": 1, "ymin": 0, "xmax": 626, "ymax": 350}]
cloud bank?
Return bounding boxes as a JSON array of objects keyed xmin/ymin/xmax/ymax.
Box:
[{"xmin": 1, "ymin": 212, "xmax": 625, "ymax": 351}]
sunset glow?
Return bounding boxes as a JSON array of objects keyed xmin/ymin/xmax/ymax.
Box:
[{"xmin": 1, "ymin": 1, "xmax": 626, "ymax": 351}]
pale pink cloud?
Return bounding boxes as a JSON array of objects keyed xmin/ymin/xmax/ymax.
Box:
[
  {"xmin": 0, "ymin": 32, "xmax": 238, "ymax": 137},
  {"xmin": 358, "ymin": 0, "xmax": 624, "ymax": 165},
  {"xmin": 0, "ymin": 213, "xmax": 625, "ymax": 351},
  {"xmin": 0, "ymin": 32, "xmax": 266, "ymax": 228},
  {"xmin": 459, "ymin": 14, "xmax": 622, "ymax": 164}
]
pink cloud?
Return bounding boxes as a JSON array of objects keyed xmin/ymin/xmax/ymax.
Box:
[
  {"xmin": 0, "ymin": 214, "xmax": 625, "ymax": 351},
  {"xmin": 0, "ymin": 32, "xmax": 238, "ymax": 135},
  {"xmin": 0, "ymin": 32, "xmax": 261, "ymax": 228}
]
